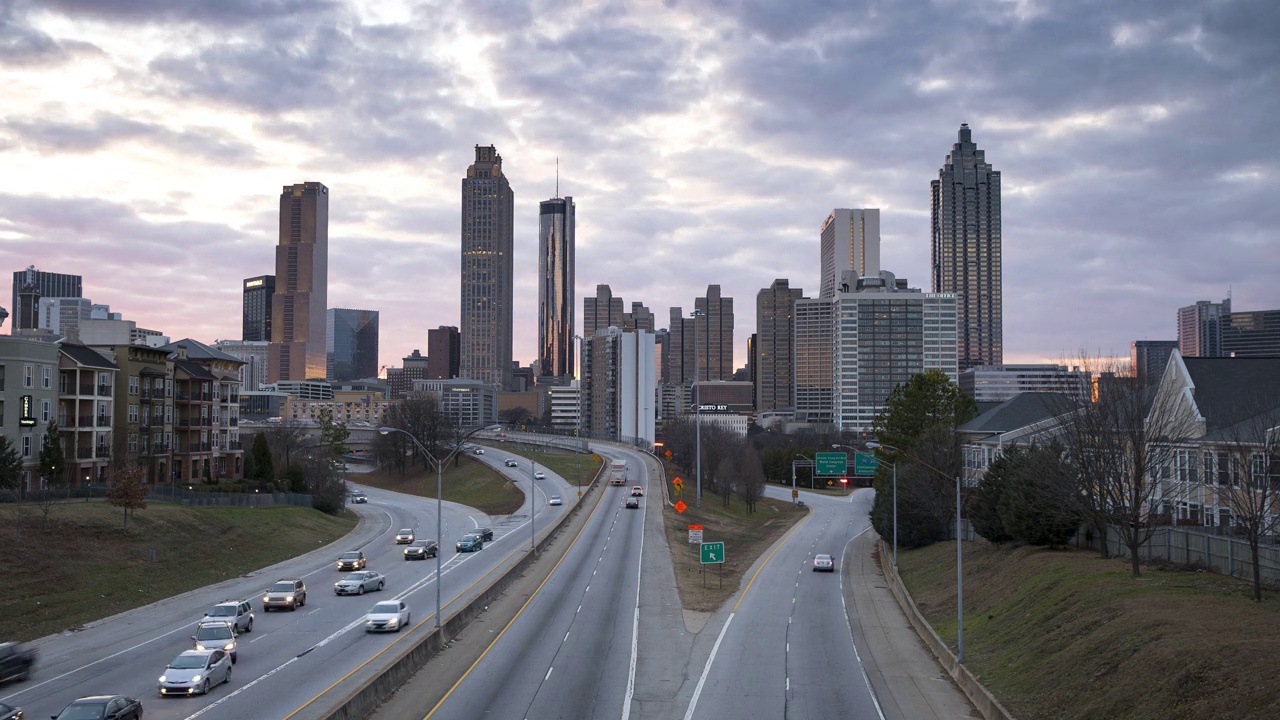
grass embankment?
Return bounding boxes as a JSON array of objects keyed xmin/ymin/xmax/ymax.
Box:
[
  {"xmin": 898, "ymin": 541, "xmax": 1280, "ymax": 720},
  {"xmin": 352, "ymin": 455, "xmax": 525, "ymax": 516},
  {"xmin": 486, "ymin": 441, "xmax": 603, "ymax": 495},
  {"xmin": 0, "ymin": 502, "xmax": 355, "ymax": 642}
]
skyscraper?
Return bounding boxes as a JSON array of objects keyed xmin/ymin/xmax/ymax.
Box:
[
  {"xmin": 427, "ymin": 326, "xmax": 461, "ymax": 379},
  {"xmin": 1131, "ymin": 339, "xmax": 1178, "ymax": 384},
  {"xmin": 327, "ymin": 308, "xmax": 379, "ymax": 382},
  {"xmin": 460, "ymin": 145, "xmax": 514, "ymax": 390},
  {"xmin": 242, "ymin": 275, "xmax": 275, "ymax": 342},
  {"xmin": 663, "ymin": 307, "xmax": 696, "ymax": 386},
  {"xmin": 269, "ymin": 181, "xmax": 328, "ymax": 382},
  {"xmin": 756, "ymin": 279, "xmax": 803, "ymax": 413},
  {"xmin": 819, "ymin": 210, "xmax": 880, "ymax": 299},
  {"xmin": 11, "ymin": 266, "xmax": 81, "ymax": 331},
  {"xmin": 694, "ymin": 284, "xmax": 734, "ymax": 381},
  {"xmin": 538, "ymin": 195, "xmax": 575, "ymax": 382},
  {"xmin": 1178, "ymin": 298, "xmax": 1231, "ymax": 358},
  {"xmin": 1221, "ymin": 309, "xmax": 1280, "ymax": 358},
  {"xmin": 931, "ymin": 123, "xmax": 1002, "ymax": 371},
  {"xmin": 584, "ymin": 284, "xmax": 626, "ymax": 337}
]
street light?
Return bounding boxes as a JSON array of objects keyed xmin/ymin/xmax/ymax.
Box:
[
  {"xmin": 867, "ymin": 440, "xmax": 964, "ymax": 662},
  {"xmin": 691, "ymin": 308, "xmax": 704, "ymax": 509},
  {"xmin": 378, "ymin": 423, "xmax": 498, "ymax": 630},
  {"xmin": 838, "ymin": 443, "xmax": 896, "ymax": 566}
]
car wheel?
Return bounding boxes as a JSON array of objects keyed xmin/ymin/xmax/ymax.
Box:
[
  {"xmin": 245, "ymin": 619, "xmax": 253, "ymax": 632},
  {"xmin": 226, "ymin": 666, "xmax": 232, "ymax": 685},
  {"xmin": 300, "ymin": 595, "xmax": 306, "ymax": 607},
  {"xmin": 290, "ymin": 602, "xmax": 297, "ymax": 611},
  {"xmin": 358, "ymin": 585, "xmax": 365, "ymax": 595},
  {"xmin": 231, "ymin": 653, "xmax": 237, "ymax": 664},
  {"xmin": 378, "ymin": 581, "xmax": 384, "ymax": 591},
  {"xmin": 200, "ymin": 678, "xmax": 210, "ymax": 695}
]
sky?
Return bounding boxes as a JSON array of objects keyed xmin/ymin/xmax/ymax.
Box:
[{"xmin": 2, "ymin": 0, "xmax": 1277, "ymax": 374}]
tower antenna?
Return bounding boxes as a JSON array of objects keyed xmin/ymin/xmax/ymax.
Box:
[{"xmin": 556, "ymin": 157, "xmax": 560, "ymax": 198}]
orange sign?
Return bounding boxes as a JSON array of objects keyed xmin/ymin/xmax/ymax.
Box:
[
  {"xmin": 665, "ymin": 450, "xmax": 672, "ymax": 459},
  {"xmin": 674, "ymin": 500, "xmax": 687, "ymax": 514},
  {"xmin": 672, "ymin": 478, "xmax": 684, "ymax": 492},
  {"xmin": 689, "ymin": 524, "xmax": 704, "ymax": 530}
]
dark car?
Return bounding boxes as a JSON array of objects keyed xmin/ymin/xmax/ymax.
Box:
[
  {"xmin": 475, "ymin": 527, "xmax": 494, "ymax": 542},
  {"xmin": 52, "ymin": 695, "xmax": 142, "ymax": 720},
  {"xmin": 0, "ymin": 641, "xmax": 35, "ymax": 685},
  {"xmin": 456, "ymin": 534, "xmax": 484, "ymax": 552},
  {"xmin": 403, "ymin": 539, "xmax": 438, "ymax": 560},
  {"xmin": 336, "ymin": 550, "xmax": 367, "ymax": 571},
  {"xmin": 625, "ymin": 496, "xmax": 640, "ymax": 509},
  {"xmin": 0, "ymin": 701, "xmax": 21, "ymax": 720}
]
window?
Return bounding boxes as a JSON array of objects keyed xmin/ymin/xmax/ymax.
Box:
[
  {"xmin": 42, "ymin": 367, "xmax": 53, "ymax": 389},
  {"xmin": 41, "ymin": 400, "xmax": 50, "ymax": 423},
  {"xmin": 24, "ymin": 364, "xmax": 34, "ymax": 388},
  {"xmin": 21, "ymin": 435, "xmax": 31, "ymax": 458},
  {"xmin": 129, "ymin": 376, "xmax": 139, "ymax": 395},
  {"xmin": 128, "ymin": 434, "xmax": 137, "ymax": 452}
]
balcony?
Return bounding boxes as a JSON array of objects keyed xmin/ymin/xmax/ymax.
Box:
[
  {"xmin": 96, "ymin": 415, "xmax": 111, "ymax": 427},
  {"xmin": 77, "ymin": 415, "xmax": 93, "ymax": 427},
  {"xmin": 229, "ymin": 418, "xmax": 239, "ymax": 427},
  {"xmin": 98, "ymin": 384, "xmax": 111, "ymax": 396},
  {"xmin": 76, "ymin": 447, "xmax": 94, "ymax": 459},
  {"xmin": 229, "ymin": 394, "xmax": 240, "ymax": 404},
  {"xmin": 139, "ymin": 421, "xmax": 152, "ymax": 432},
  {"xmin": 141, "ymin": 388, "xmax": 151, "ymax": 399},
  {"xmin": 226, "ymin": 441, "xmax": 243, "ymax": 451},
  {"xmin": 176, "ymin": 391, "xmax": 190, "ymax": 401}
]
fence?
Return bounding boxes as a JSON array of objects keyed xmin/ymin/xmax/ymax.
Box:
[
  {"xmin": 147, "ymin": 485, "xmax": 313, "ymax": 508},
  {"xmin": 1068, "ymin": 524, "xmax": 1280, "ymax": 587}
]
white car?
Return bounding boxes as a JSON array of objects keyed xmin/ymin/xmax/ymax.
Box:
[
  {"xmin": 395, "ymin": 528, "xmax": 415, "ymax": 544},
  {"xmin": 335, "ymin": 571, "xmax": 386, "ymax": 595},
  {"xmin": 548, "ymin": 495, "xmax": 563, "ymax": 506},
  {"xmin": 630, "ymin": 486, "xmax": 644, "ymax": 497},
  {"xmin": 534, "ymin": 471, "xmax": 547, "ymax": 480},
  {"xmin": 813, "ymin": 554, "xmax": 835, "ymax": 572},
  {"xmin": 473, "ymin": 448, "xmax": 485, "ymax": 455},
  {"xmin": 159, "ymin": 649, "xmax": 232, "ymax": 696},
  {"xmin": 366, "ymin": 600, "xmax": 410, "ymax": 632},
  {"xmin": 505, "ymin": 459, "xmax": 518, "ymax": 467}
]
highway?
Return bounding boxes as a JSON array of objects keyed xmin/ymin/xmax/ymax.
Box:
[
  {"xmin": 0, "ymin": 448, "xmax": 575, "ymax": 720},
  {"xmin": 423, "ymin": 443, "xmax": 651, "ymax": 720},
  {"xmin": 682, "ymin": 486, "xmax": 885, "ymax": 720}
]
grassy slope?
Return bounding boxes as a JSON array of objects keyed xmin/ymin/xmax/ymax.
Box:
[
  {"xmin": 485, "ymin": 441, "xmax": 603, "ymax": 495},
  {"xmin": 899, "ymin": 541, "xmax": 1280, "ymax": 720},
  {"xmin": 0, "ymin": 502, "xmax": 355, "ymax": 642},
  {"xmin": 352, "ymin": 454, "xmax": 525, "ymax": 516}
]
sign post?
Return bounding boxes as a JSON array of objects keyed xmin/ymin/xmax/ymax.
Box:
[
  {"xmin": 700, "ymin": 541, "xmax": 725, "ymax": 588},
  {"xmin": 688, "ymin": 524, "xmax": 703, "ymax": 544}
]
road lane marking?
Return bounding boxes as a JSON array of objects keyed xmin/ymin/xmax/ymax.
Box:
[
  {"xmin": 681, "ymin": 613, "xmax": 735, "ymax": 720},
  {"xmin": 840, "ymin": 527, "xmax": 887, "ymax": 720},
  {"xmin": 545, "ymin": 666, "xmax": 554, "ymax": 681},
  {"xmin": 0, "ymin": 623, "xmax": 190, "ymax": 702},
  {"xmin": 621, "ymin": 447, "xmax": 648, "ymax": 720}
]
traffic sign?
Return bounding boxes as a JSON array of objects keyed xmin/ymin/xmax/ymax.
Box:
[
  {"xmin": 673, "ymin": 477, "xmax": 684, "ymax": 492},
  {"xmin": 815, "ymin": 452, "xmax": 846, "ymax": 476},
  {"xmin": 689, "ymin": 524, "xmax": 704, "ymax": 530},
  {"xmin": 854, "ymin": 452, "xmax": 879, "ymax": 476},
  {"xmin": 689, "ymin": 528, "xmax": 703, "ymax": 544},
  {"xmin": 700, "ymin": 542, "xmax": 725, "ymax": 564},
  {"xmin": 674, "ymin": 500, "xmax": 687, "ymax": 514},
  {"xmin": 791, "ymin": 489, "xmax": 799, "ymax": 498}
]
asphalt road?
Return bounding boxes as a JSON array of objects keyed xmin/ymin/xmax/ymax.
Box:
[
  {"xmin": 1, "ymin": 448, "xmax": 575, "ymax": 720},
  {"xmin": 683, "ymin": 486, "xmax": 886, "ymax": 720},
  {"xmin": 423, "ymin": 444, "xmax": 650, "ymax": 720}
]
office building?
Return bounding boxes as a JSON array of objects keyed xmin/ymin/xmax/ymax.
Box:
[
  {"xmin": 549, "ymin": 381, "xmax": 581, "ymax": 431},
  {"xmin": 242, "ymin": 275, "xmax": 275, "ymax": 342},
  {"xmin": 269, "ymin": 182, "xmax": 329, "ymax": 382},
  {"xmin": 386, "ymin": 349, "xmax": 430, "ymax": 399},
  {"xmin": 538, "ymin": 195, "xmax": 575, "ymax": 382},
  {"xmin": 663, "ymin": 307, "xmax": 696, "ymax": 386},
  {"xmin": 793, "ymin": 297, "xmax": 835, "ymax": 426},
  {"xmin": 460, "ymin": 145, "xmax": 514, "ymax": 390},
  {"xmin": 581, "ymin": 327, "xmax": 656, "ymax": 445},
  {"xmin": 439, "ymin": 378, "xmax": 499, "ymax": 427},
  {"xmin": 694, "ymin": 285, "xmax": 734, "ymax": 382},
  {"xmin": 11, "ymin": 267, "xmax": 81, "ymax": 331},
  {"xmin": 427, "ymin": 327, "xmax": 460, "ymax": 379},
  {"xmin": 627, "ymin": 302, "xmax": 654, "ymax": 332},
  {"xmin": 1131, "ymin": 340, "xmax": 1178, "ymax": 384},
  {"xmin": 931, "ymin": 123, "xmax": 1002, "ymax": 371},
  {"xmin": 756, "ymin": 279, "xmax": 803, "ymax": 413},
  {"xmin": 1222, "ymin": 310, "xmax": 1280, "ymax": 357},
  {"xmin": 1179, "ymin": 298, "xmax": 1232, "ymax": 358},
  {"xmin": 819, "ymin": 209, "xmax": 880, "ymax": 299},
  {"xmin": 584, "ymin": 285, "xmax": 626, "ymax": 337},
  {"xmin": 327, "ymin": 308, "xmax": 379, "ymax": 382},
  {"xmin": 215, "ymin": 340, "xmax": 271, "ymax": 392},
  {"xmin": 958, "ymin": 364, "xmax": 1090, "ymax": 403}
]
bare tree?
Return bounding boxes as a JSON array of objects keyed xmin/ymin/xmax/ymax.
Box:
[
  {"xmin": 732, "ymin": 445, "xmax": 767, "ymax": 514},
  {"xmin": 1216, "ymin": 396, "xmax": 1280, "ymax": 601},
  {"xmin": 106, "ymin": 463, "xmax": 147, "ymax": 529},
  {"xmin": 264, "ymin": 418, "xmax": 309, "ymax": 471},
  {"xmin": 384, "ymin": 394, "xmax": 449, "ymax": 471},
  {"xmin": 698, "ymin": 424, "xmax": 739, "ymax": 506}
]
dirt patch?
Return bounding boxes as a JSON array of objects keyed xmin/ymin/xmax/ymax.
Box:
[
  {"xmin": 898, "ymin": 540, "xmax": 1280, "ymax": 720},
  {"xmin": 354, "ymin": 455, "xmax": 524, "ymax": 516}
]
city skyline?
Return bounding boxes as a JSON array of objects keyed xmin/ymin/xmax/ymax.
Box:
[{"xmin": 1, "ymin": 2, "xmax": 1277, "ymax": 372}]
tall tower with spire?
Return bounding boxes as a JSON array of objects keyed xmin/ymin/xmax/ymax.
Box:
[
  {"xmin": 461, "ymin": 145, "xmax": 515, "ymax": 390},
  {"xmin": 538, "ymin": 174, "xmax": 575, "ymax": 383},
  {"xmin": 931, "ymin": 124, "xmax": 1002, "ymax": 371}
]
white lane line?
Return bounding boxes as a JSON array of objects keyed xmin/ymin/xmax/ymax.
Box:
[
  {"xmin": 1, "ymin": 623, "xmax": 190, "ymax": 702},
  {"xmin": 577, "ymin": 605, "xmax": 582, "ymax": 613},
  {"xmin": 564, "ymin": 631, "xmax": 571, "ymax": 642},
  {"xmin": 681, "ymin": 613, "xmax": 735, "ymax": 720},
  {"xmin": 545, "ymin": 666, "xmax": 554, "ymax": 681},
  {"xmin": 469, "ymin": 515, "xmax": 479, "ymax": 528},
  {"xmin": 786, "ymin": 677, "xmax": 790, "ymax": 692},
  {"xmin": 620, "ymin": 450, "xmax": 647, "ymax": 720},
  {"xmin": 840, "ymin": 526, "xmax": 887, "ymax": 720}
]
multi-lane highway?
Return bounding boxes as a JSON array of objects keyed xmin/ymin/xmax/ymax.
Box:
[{"xmin": 0, "ymin": 448, "xmax": 576, "ymax": 720}]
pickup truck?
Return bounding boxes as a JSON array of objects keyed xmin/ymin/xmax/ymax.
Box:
[{"xmin": 0, "ymin": 641, "xmax": 36, "ymax": 685}]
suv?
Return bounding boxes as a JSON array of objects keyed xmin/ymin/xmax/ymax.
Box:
[
  {"xmin": 203, "ymin": 600, "xmax": 254, "ymax": 632},
  {"xmin": 336, "ymin": 550, "xmax": 367, "ymax": 571},
  {"xmin": 475, "ymin": 527, "xmax": 494, "ymax": 542},
  {"xmin": 262, "ymin": 578, "xmax": 307, "ymax": 611},
  {"xmin": 191, "ymin": 621, "xmax": 239, "ymax": 663},
  {"xmin": 403, "ymin": 539, "xmax": 438, "ymax": 560}
]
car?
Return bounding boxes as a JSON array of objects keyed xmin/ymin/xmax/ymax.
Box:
[
  {"xmin": 0, "ymin": 641, "xmax": 36, "ymax": 685},
  {"xmin": 365, "ymin": 600, "xmax": 410, "ymax": 632},
  {"xmin": 504, "ymin": 459, "xmax": 518, "ymax": 467},
  {"xmin": 456, "ymin": 534, "xmax": 484, "ymax": 552},
  {"xmin": 262, "ymin": 578, "xmax": 307, "ymax": 611},
  {"xmin": 475, "ymin": 527, "xmax": 494, "ymax": 542},
  {"xmin": 158, "ymin": 649, "xmax": 232, "ymax": 696},
  {"xmin": 191, "ymin": 621, "xmax": 238, "ymax": 663},
  {"xmin": 350, "ymin": 492, "xmax": 368, "ymax": 504},
  {"xmin": 52, "ymin": 695, "xmax": 142, "ymax": 720},
  {"xmin": 403, "ymin": 539, "xmax": 438, "ymax": 560},
  {"xmin": 631, "ymin": 486, "xmax": 644, "ymax": 497},
  {"xmin": 336, "ymin": 550, "xmax": 367, "ymax": 571},
  {"xmin": 0, "ymin": 701, "xmax": 21, "ymax": 720},
  {"xmin": 473, "ymin": 448, "xmax": 484, "ymax": 455},
  {"xmin": 395, "ymin": 528, "xmax": 415, "ymax": 544},
  {"xmin": 533, "ymin": 470, "xmax": 547, "ymax": 480},
  {"xmin": 624, "ymin": 497, "xmax": 640, "ymax": 509},
  {"xmin": 548, "ymin": 495, "xmax": 563, "ymax": 506},
  {"xmin": 203, "ymin": 600, "xmax": 254, "ymax": 632},
  {"xmin": 334, "ymin": 571, "xmax": 386, "ymax": 595},
  {"xmin": 813, "ymin": 554, "xmax": 835, "ymax": 572}
]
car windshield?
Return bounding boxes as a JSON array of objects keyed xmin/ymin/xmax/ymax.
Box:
[
  {"xmin": 461, "ymin": 535, "xmax": 478, "ymax": 541},
  {"xmin": 169, "ymin": 654, "xmax": 208, "ymax": 669},
  {"xmin": 57, "ymin": 702, "xmax": 108, "ymax": 719},
  {"xmin": 341, "ymin": 552, "xmax": 361, "ymax": 559},
  {"xmin": 371, "ymin": 602, "xmax": 399, "ymax": 614},
  {"xmin": 207, "ymin": 605, "xmax": 235, "ymax": 616},
  {"xmin": 412, "ymin": 541, "xmax": 428, "ymax": 547},
  {"xmin": 399, "ymin": 529, "xmax": 412, "ymax": 534},
  {"xmin": 196, "ymin": 625, "xmax": 232, "ymax": 640},
  {"xmin": 343, "ymin": 573, "xmax": 367, "ymax": 581},
  {"xmin": 270, "ymin": 581, "xmax": 295, "ymax": 592}
]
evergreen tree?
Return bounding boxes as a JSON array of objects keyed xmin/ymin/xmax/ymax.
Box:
[
  {"xmin": 0, "ymin": 435, "xmax": 22, "ymax": 492},
  {"xmin": 969, "ymin": 447, "xmax": 1017, "ymax": 544},
  {"xmin": 245, "ymin": 433, "xmax": 274, "ymax": 482},
  {"xmin": 38, "ymin": 420, "xmax": 65, "ymax": 486},
  {"xmin": 999, "ymin": 443, "xmax": 1081, "ymax": 547}
]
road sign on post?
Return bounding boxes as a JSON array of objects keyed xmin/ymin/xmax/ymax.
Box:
[
  {"xmin": 700, "ymin": 541, "xmax": 725, "ymax": 564},
  {"xmin": 854, "ymin": 452, "xmax": 879, "ymax": 476},
  {"xmin": 815, "ymin": 452, "xmax": 846, "ymax": 476},
  {"xmin": 674, "ymin": 500, "xmax": 687, "ymax": 514},
  {"xmin": 688, "ymin": 525, "xmax": 703, "ymax": 544}
]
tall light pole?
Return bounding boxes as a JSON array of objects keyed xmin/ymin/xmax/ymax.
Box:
[
  {"xmin": 529, "ymin": 454, "xmax": 538, "ymax": 551},
  {"xmin": 867, "ymin": 441, "xmax": 963, "ymax": 662},
  {"xmin": 791, "ymin": 454, "xmax": 811, "ymax": 505},
  {"xmin": 378, "ymin": 423, "xmax": 497, "ymax": 630},
  {"xmin": 839, "ymin": 443, "xmax": 895, "ymax": 566},
  {"xmin": 691, "ymin": 308, "xmax": 704, "ymax": 508}
]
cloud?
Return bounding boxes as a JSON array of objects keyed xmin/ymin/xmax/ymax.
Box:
[
  {"xmin": 26, "ymin": 0, "xmax": 341, "ymax": 27},
  {"xmin": 1, "ymin": 111, "xmax": 262, "ymax": 164},
  {"xmin": 0, "ymin": 2, "xmax": 102, "ymax": 67}
]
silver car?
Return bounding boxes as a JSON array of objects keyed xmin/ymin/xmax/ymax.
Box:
[
  {"xmin": 202, "ymin": 600, "xmax": 253, "ymax": 633},
  {"xmin": 191, "ymin": 621, "xmax": 238, "ymax": 663},
  {"xmin": 365, "ymin": 600, "xmax": 410, "ymax": 632},
  {"xmin": 335, "ymin": 571, "xmax": 385, "ymax": 595},
  {"xmin": 395, "ymin": 528, "xmax": 415, "ymax": 544},
  {"xmin": 159, "ymin": 649, "xmax": 232, "ymax": 696}
]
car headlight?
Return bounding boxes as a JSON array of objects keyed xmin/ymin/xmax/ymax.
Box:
[
  {"xmin": 263, "ymin": 595, "xmax": 270, "ymax": 603},
  {"xmin": 191, "ymin": 674, "xmax": 203, "ymax": 682},
  {"xmin": 195, "ymin": 643, "xmax": 207, "ymax": 651},
  {"xmin": 159, "ymin": 675, "xmax": 167, "ymax": 682},
  {"xmin": 286, "ymin": 595, "xmax": 294, "ymax": 601},
  {"xmin": 365, "ymin": 619, "xmax": 374, "ymax": 626},
  {"xmin": 224, "ymin": 642, "xmax": 235, "ymax": 650},
  {"xmin": 386, "ymin": 619, "xmax": 398, "ymax": 628}
]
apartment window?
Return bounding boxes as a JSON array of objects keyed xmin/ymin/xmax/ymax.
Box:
[
  {"xmin": 128, "ymin": 434, "xmax": 137, "ymax": 452},
  {"xmin": 41, "ymin": 400, "xmax": 50, "ymax": 423},
  {"xmin": 128, "ymin": 404, "xmax": 138, "ymax": 423},
  {"xmin": 24, "ymin": 364, "xmax": 34, "ymax": 388},
  {"xmin": 129, "ymin": 376, "xmax": 139, "ymax": 395},
  {"xmin": 164, "ymin": 432, "xmax": 171, "ymax": 450},
  {"xmin": 165, "ymin": 407, "xmax": 172, "ymax": 424},
  {"xmin": 43, "ymin": 367, "xmax": 53, "ymax": 389},
  {"xmin": 21, "ymin": 435, "xmax": 31, "ymax": 458}
]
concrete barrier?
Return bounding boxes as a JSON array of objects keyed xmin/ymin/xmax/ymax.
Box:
[
  {"xmin": 316, "ymin": 454, "xmax": 610, "ymax": 720},
  {"xmin": 878, "ymin": 539, "xmax": 1019, "ymax": 720}
]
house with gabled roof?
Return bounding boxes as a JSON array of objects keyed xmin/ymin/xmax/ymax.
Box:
[{"xmin": 957, "ymin": 392, "xmax": 1079, "ymax": 487}]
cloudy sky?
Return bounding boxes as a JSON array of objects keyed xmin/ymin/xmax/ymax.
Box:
[{"xmin": 2, "ymin": 0, "xmax": 1277, "ymax": 373}]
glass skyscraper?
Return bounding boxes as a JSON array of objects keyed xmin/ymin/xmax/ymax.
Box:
[
  {"xmin": 538, "ymin": 195, "xmax": 575, "ymax": 382},
  {"xmin": 460, "ymin": 145, "xmax": 514, "ymax": 390},
  {"xmin": 327, "ymin": 308, "xmax": 379, "ymax": 382}
]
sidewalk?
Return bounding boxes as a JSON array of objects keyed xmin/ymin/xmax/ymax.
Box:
[{"xmin": 844, "ymin": 531, "xmax": 980, "ymax": 720}]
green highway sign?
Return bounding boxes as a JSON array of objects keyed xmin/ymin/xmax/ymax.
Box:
[
  {"xmin": 700, "ymin": 541, "xmax": 725, "ymax": 564},
  {"xmin": 854, "ymin": 452, "xmax": 879, "ymax": 476},
  {"xmin": 815, "ymin": 452, "xmax": 846, "ymax": 476}
]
